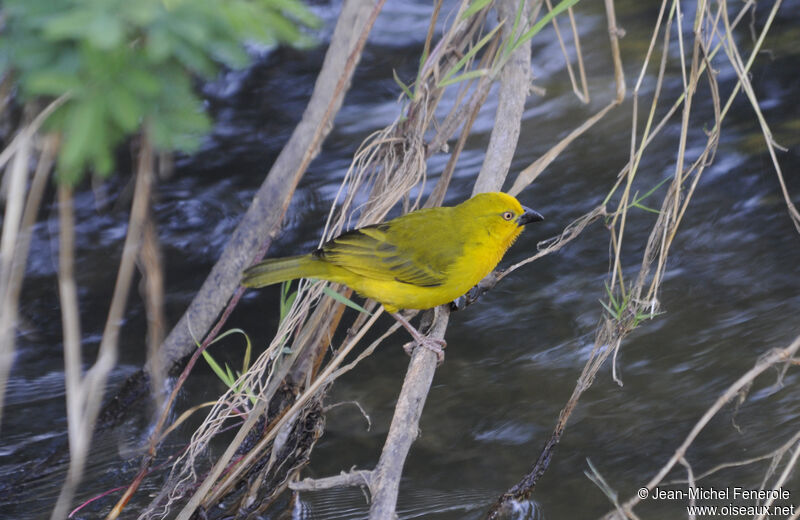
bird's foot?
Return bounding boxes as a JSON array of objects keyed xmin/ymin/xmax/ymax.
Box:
[{"xmin": 403, "ymin": 337, "xmax": 447, "ymax": 365}]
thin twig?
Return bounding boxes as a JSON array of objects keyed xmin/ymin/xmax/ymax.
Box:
[
  {"xmin": 290, "ymin": 469, "xmax": 373, "ymax": 491},
  {"xmin": 600, "ymin": 335, "xmax": 800, "ymax": 520}
]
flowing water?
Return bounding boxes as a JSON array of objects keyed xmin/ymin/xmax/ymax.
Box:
[{"xmin": 2, "ymin": 1, "xmax": 800, "ymax": 518}]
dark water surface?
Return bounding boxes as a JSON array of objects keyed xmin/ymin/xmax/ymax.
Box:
[{"xmin": 2, "ymin": 1, "xmax": 800, "ymax": 518}]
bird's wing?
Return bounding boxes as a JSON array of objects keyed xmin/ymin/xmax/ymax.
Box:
[{"xmin": 316, "ymin": 220, "xmax": 451, "ymax": 287}]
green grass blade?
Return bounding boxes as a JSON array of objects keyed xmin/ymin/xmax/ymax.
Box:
[
  {"xmin": 322, "ymin": 286, "xmax": 372, "ymax": 315},
  {"xmin": 631, "ymin": 202, "xmax": 661, "ymax": 214},
  {"xmin": 241, "ymin": 332, "xmax": 252, "ymax": 374},
  {"xmin": 599, "ymin": 299, "xmax": 618, "ymax": 318},
  {"xmin": 441, "ymin": 22, "xmax": 503, "ymax": 84},
  {"xmin": 198, "ymin": 327, "xmax": 253, "ymax": 388},
  {"xmin": 393, "ymin": 69, "xmax": 415, "ymax": 99},
  {"xmin": 510, "ymin": 0, "xmax": 581, "ymax": 55},
  {"xmin": 461, "ymin": 0, "xmax": 493, "ymax": 21},
  {"xmin": 202, "ymin": 350, "xmax": 233, "ymax": 387},
  {"xmin": 638, "ymin": 175, "xmax": 672, "ymax": 201},
  {"xmin": 437, "ymin": 69, "xmax": 489, "ymax": 88},
  {"xmin": 279, "ymin": 281, "xmax": 298, "ymax": 323},
  {"xmin": 505, "ymin": 0, "xmax": 526, "ymax": 59}
]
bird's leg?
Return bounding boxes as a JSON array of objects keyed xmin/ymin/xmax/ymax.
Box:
[{"xmin": 391, "ymin": 311, "xmax": 446, "ymax": 365}]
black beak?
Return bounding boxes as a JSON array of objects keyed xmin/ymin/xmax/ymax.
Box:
[{"xmin": 517, "ymin": 206, "xmax": 544, "ymax": 226}]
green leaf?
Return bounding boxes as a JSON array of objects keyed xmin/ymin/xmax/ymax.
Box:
[
  {"xmin": 202, "ymin": 349, "xmax": 232, "ymax": 386},
  {"xmin": 87, "ymin": 15, "xmax": 125, "ymax": 49},
  {"xmin": 393, "ymin": 69, "xmax": 414, "ymax": 99},
  {"xmin": 269, "ymin": 0, "xmax": 321, "ymax": 28},
  {"xmin": 6, "ymin": 0, "xmax": 318, "ymax": 183},
  {"xmin": 26, "ymin": 71, "xmax": 82, "ymax": 96},
  {"xmin": 599, "ymin": 299, "xmax": 618, "ymax": 319},
  {"xmin": 631, "ymin": 202, "xmax": 661, "ymax": 214},
  {"xmin": 57, "ymin": 99, "xmax": 102, "ymax": 184},
  {"xmin": 279, "ymin": 281, "xmax": 298, "ymax": 323},
  {"xmin": 440, "ymin": 22, "xmax": 502, "ymax": 85},
  {"xmin": 225, "ymin": 363, "xmax": 236, "ymax": 386},
  {"xmin": 632, "ymin": 175, "xmax": 671, "ymax": 205},
  {"xmin": 125, "ymin": 67, "xmax": 162, "ymax": 97},
  {"xmin": 437, "ymin": 68, "xmax": 489, "ymax": 88},
  {"xmin": 461, "ymin": 0, "xmax": 493, "ymax": 21},
  {"xmin": 199, "ymin": 328, "xmax": 254, "ymax": 390},
  {"xmin": 510, "ymin": 0, "xmax": 581, "ymax": 55},
  {"xmin": 145, "ymin": 27, "xmax": 173, "ymax": 63},
  {"xmin": 42, "ymin": 10, "xmax": 95, "ymax": 41},
  {"xmin": 107, "ymin": 86, "xmax": 143, "ymax": 132},
  {"xmin": 322, "ymin": 286, "xmax": 372, "ymax": 316}
]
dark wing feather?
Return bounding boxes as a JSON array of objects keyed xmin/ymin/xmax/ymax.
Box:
[{"xmin": 316, "ymin": 219, "xmax": 452, "ymax": 287}]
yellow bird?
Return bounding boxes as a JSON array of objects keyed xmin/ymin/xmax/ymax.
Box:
[{"xmin": 242, "ymin": 191, "xmax": 543, "ymax": 358}]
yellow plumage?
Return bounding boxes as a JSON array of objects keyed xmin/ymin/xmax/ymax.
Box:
[{"xmin": 242, "ymin": 192, "xmax": 543, "ymax": 313}]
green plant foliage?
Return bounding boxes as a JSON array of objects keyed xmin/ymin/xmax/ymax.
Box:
[
  {"xmin": 0, "ymin": 0, "xmax": 318, "ymax": 185},
  {"xmin": 198, "ymin": 327, "xmax": 258, "ymax": 405}
]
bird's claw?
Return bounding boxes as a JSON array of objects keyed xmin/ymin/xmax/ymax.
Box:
[{"xmin": 403, "ymin": 337, "xmax": 447, "ymax": 365}]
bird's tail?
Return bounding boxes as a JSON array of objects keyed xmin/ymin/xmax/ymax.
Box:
[{"xmin": 241, "ymin": 254, "xmax": 327, "ymax": 288}]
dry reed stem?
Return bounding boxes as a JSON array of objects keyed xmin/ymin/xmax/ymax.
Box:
[
  {"xmin": 138, "ymin": 215, "xmax": 166, "ymax": 408},
  {"xmin": 0, "ymin": 135, "xmax": 57, "ymax": 425},
  {"xmin": 0, "ymin": 99, "xmax": 64, "ymax": 427},
  {"xmin": 718, "ymin": 0, "xmax": 798, "ymax": 233},
  {"xmin": 599, "ymin": 334, "xmax": 800, "ymax": 520},
  {"xmin": 369, "ymin": 308, "xmax": 450, "ymax": 519},
  {"xmin": 290, "ymin": 469, "xmax": 373, "ymax": 491},
  {"xmin": 494, "ymin": 0, "xmax": 785, "ymax": 513},
  {"xmin": 172, "ymin": 309, "xmax": 385, "ymax": 520},
  {"xmin": 427, "ymin": 34, "xmax": 499, "ymax": 207},
  {"xmin": 0, "ymin": 94, "xmax": 67, "ymax": 173},
  {"xmin": 753, "ymin": 439, "xmax": 800, "ymax": 520},
  {"xmin": 0, "ymin": 135, "xmax": 59, "ymax": 428},
  {"xmin": 52, "ymin": 184, "xmax": 82, "ymax": 520},
  {"xmin": 545, "ymin": 0, "xmax": 588, "ymax": 103},
  {"xmin": 54, "ymin": 133, "xmax": 154, "ymax": 519},
  {"xmin": 487, "ymin": 2, "xmax": 626, "ymax": 513},
  {"xmin": 665, "ymin": 430, "xmax": 800, "ymax": 486},
  {"xmin": 0, "ymin": 125, "xmax": 32, "ymax": 430},
  {"xmin": 59, "ymin": 132, "xmax": 153, "ymax": 520},
  {"xmin": 509, "ymin": 0, "xmax": 626, "ymax": 197}
]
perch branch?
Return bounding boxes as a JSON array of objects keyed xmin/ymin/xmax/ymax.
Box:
[{"xmin": 368, "ymin": 307, "xmax": 450, "ymax": 519}]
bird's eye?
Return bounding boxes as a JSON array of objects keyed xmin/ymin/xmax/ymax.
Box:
[{"xmin": 502, "ymin": 211, "xmax": 514, "ymax": 221}]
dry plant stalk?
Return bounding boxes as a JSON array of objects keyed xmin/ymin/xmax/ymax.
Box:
[
  {"xmin": 587, "ymin": 2, "xmax": 797, "ymax": 517},
  {"xmin": 599, "ymin": 334, "xmax": 800, "ymax": 520},
  {"xmin": 491, "ymin": 0, "xmax": 796, "ymax": 516},
  {"xmin": 0, "ymin": 96, "xmax": 66, "ymax": 427},
  {"xmin": 50, "ymin": 132, "xmax": 155, "ymax": 520}
]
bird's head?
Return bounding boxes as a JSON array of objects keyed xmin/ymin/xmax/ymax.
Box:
[{"xmin": 458, "ymin": 192, "xmax": 544, "ymax": 251}]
